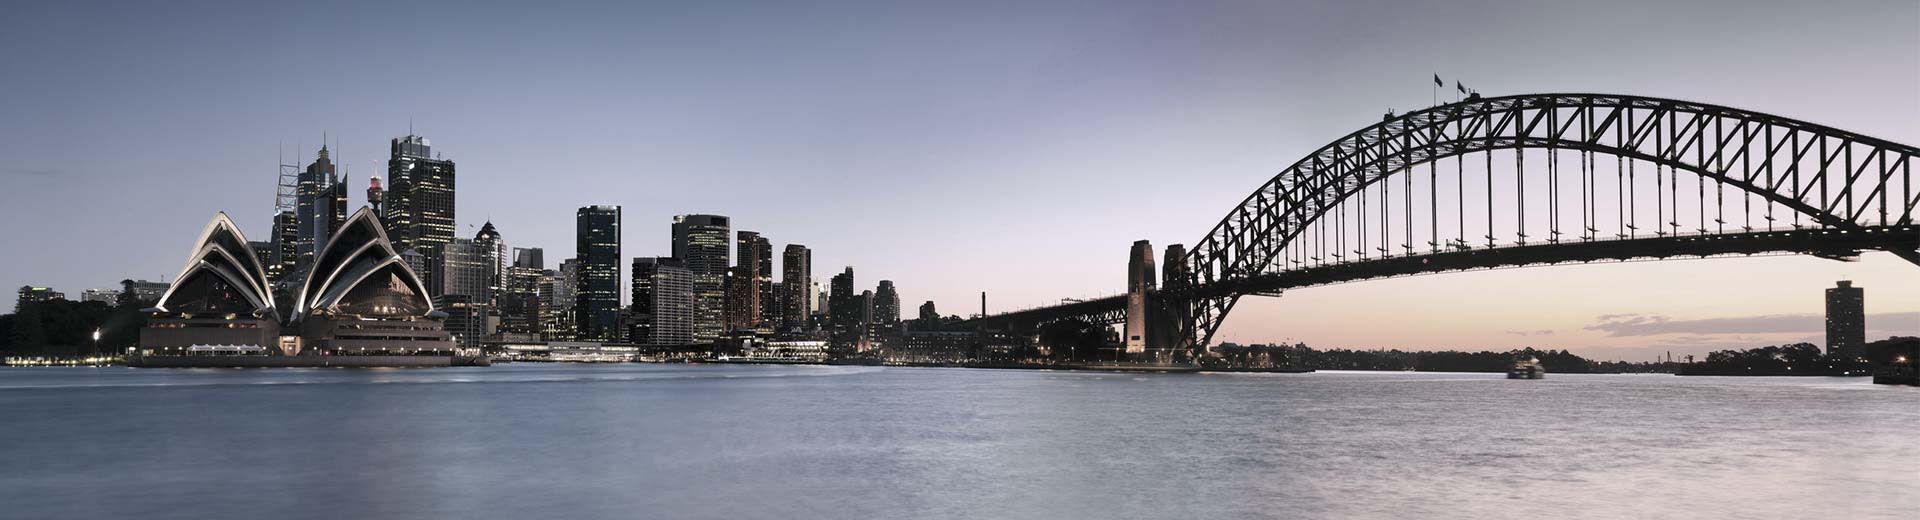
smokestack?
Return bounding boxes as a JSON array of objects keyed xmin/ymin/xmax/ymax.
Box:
[{"xmin": 980, "ymin": 291, "xmax": 986, "ymax": 318}]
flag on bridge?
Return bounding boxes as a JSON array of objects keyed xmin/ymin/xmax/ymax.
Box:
[
  {"xmin": 1433, "ymin": 74, "xmax": 1443, "ymax": 87},
  {"xmin": 1456, "ymin": 81, "xmax": 1467, "ymax": 94}
]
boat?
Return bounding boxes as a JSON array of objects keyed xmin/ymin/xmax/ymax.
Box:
[{"xmin": 1508, "ymin": 357, "xmax": 1546, "ymax": 379}]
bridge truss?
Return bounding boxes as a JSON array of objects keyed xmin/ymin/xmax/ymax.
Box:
[{"xmin": 978, "ymin": 93, "xmax": 1920, "ymax": 361}]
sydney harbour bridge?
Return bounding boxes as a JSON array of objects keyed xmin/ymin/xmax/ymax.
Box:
[{"xmin": 970, "ymin": 93, "xmax": 1920, "ymax": 363}]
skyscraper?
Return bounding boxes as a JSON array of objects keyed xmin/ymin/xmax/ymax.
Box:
[
  {"xmin": 725, "ymin": 230, "xmax": 773, "ymax": 331},
  {"xmin": 384, "ymin": 135, "xmax": 456, "ymax": 293},
  {"xmin": 268, "ymin": 210, "xmax": 297, "ymax": 284},
  {"xmin": 874, "ymin": 280, "xmax": 900, "ymax": 325},
  {"xmin": 545, "ymin": 259, "xmax": 578, "ymax": 341},
  {"xmin": 632, "ymin": 257, "xmax": 694, "ymax": 345},
  {"xmin": 501, "ymin": 247, "xmax": 545, "ymax": 336},
  {"xmin": 576, "ymin": 206, "xmax": 622, "ymax": 341},
  {"xmin": 474, "ymin": 221, "xmax": 507, "ymax": 304},
  {"xmin": 1826, "ymin": 280, "xmax": 1865, "ymax": 360},
  {"xmin": 439, "ymin": 238, "xmax": 490, "ymax": 300},
  {"xmin": 744, "ymin": 232, "xmax": 775, "ymax": 327},
  {"xmin": 672, "ymin": 214, "xmax": 729, "ymax": 343},
  {"xmin": 294, "ymin": 146, "xmax": 344, "ymax": 271},
  {"xmin": 724, "ymin": 268, "xmax": 753, "ymax": 332},
  {"xmin": 829, "ymin": 267, "xmax": 856, "ymax": 343},
  {"xmin": 781, "ymin": 245, "xmax": 811, "ymax": 330}
]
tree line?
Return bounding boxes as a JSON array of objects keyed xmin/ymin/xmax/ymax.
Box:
[{"xmin": 0, "ymin": 299, "xmax": 149, "ymax": 359}]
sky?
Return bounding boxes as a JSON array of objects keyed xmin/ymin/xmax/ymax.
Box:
[{"xmin": 2, "ymin": 0, "xmax": 1916, "ymax": 360}]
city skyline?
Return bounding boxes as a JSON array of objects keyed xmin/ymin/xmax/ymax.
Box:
[{"xmin": 3, "ymin": 1, "xmax": 1918, "ymax": 360}]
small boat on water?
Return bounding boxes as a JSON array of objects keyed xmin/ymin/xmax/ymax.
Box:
[{"xmin": 1508, "ymin": 357, "xmax": 1545, "ymax": 379}]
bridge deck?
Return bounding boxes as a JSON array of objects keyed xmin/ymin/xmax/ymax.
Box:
[{"xmin": 973, "ymin": 226, "xmax": 1918, "ymax": 329}]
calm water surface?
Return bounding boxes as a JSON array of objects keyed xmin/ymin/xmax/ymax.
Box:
[{"xmin": 1, "ymin": 364, "xmax": 1915, "ymax": 519}]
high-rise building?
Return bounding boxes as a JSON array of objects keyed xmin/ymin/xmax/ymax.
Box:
[
  {"xmin": 724, "ymin": 231, "xmax": 774, "ymax": 331},
  {"xmin": 247, "ymin": 240, "xmax": 273, "ymax": 280},
  {"xmin": 440, "ymin": 238, "xmax": 490, "ymax": 300},
  {"xmin": 859, "ymin": 290, "xmax": 874, "ymax": 325},
  {"xmin": 294, "ymin": 146, "xmax": 345, "ymax": 271},
  {"xmin": 829, "ymin": 267, "xmax": 857, "ymax": 343},
  {"xmin": 384, "ymin": 135, "xmax": 456, "ymax": 292},
  {"xmin": 1825, "ymin": 280, "xmax": 1866, "ymax": 360},
  {"xmin": 740, "ymin": 231, "xmax": 775, "ymax": 328},
  {"xmin": 724, "ymin": 268, "xmax": 753, "ymax": 332},
  {"xmin": 500, "ymin": 247, "xmax": 545, "ymax": 335},
  {"xmin": 782, "ymin": 244, "xmax": 811, "ymax": 330},
  {"xmin": 268, "ymin": 211, "xmax": 297, "ymax": 284},
  {"xmin": 576, "ymin": 206, "xmax": 622, "ymax": 341},
  {"xmin": 672, "ymin": 214, "xmax": 730, "ymax": 343},
  {"xmin": 474, "ymin": 221, "xmax": 507, "ymax": 304},
  {"xmin": 399, "ymin": 248, "xmax": 429, "ymax": 280},
  {"xmin": 632, "ymin": 257, "xmax": 694, "ymax": 345},
  {"xmin": 551, "ymin": 260, "xmax": 578, "ymax": 313},
  {"xmin": 435, "ymin": 293, "xmax": 497, "ymax": 349},
  {"xmin": 874, "ymin": 280, "xmax": 900, "ymax": 325},
  {"xmin": 813, "ymin": 282, "xmax": 826, "ymax": 319},
  {"xmin": 541, "ymin": 263, "xmax": 573, "ymax": 341}
]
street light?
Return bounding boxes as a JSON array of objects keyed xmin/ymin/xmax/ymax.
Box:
[{"xmin": 92, "ymin": 328, "xmax": 102, "ymax": 366}]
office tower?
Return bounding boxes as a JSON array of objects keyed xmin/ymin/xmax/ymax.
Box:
[
  {"xmin": 440, "ymin": 238, "xmax": 489, "ymax": 299},
  {"xmin": 552, "ymin": 259, "xmax": 578, "ymax": 311},
  {"xmin": 672, "ymin": 214, "xmax": 730, "ymax": 343},
  {"xmin": 813, "ymin": 282, "xmax": 826, "ymax": 318},
  {"xmin": 856, "ymin": 289, "xmax": 875, "ymax": 351},
  {"xmin": 829, "ymin": 267, "xmax": 856, "ymax": 342},
  {"xmin": 384, "ymin": 135, "xmax": 456, "ymax": 292},
  {"xmin": 632, "ymin": 257, "xmax": 694, "ymax": 345},
  {"xmin": 500, "ymin": 247, "xmax": 545, "ymax": 335},
  {"xmin": 874, "ymin": 280, "xmax": 900, "ymax": 325},
  {"xmin": 576, "ymin": 206, "xmax": 622, "ymax": 341},
  {"xmin": 782, "ymin": 244, "xmax": 811, "ymax": 329},
  {"xmin": 1125, "ymin": 240, "xmax": 1156, "ymax": 353},
  {"xmin": 247, "ymin": 240, "xmax": 273, "ymax": 280},
  {"xmin": 268, "ymin": 211, "xmax": 297, "ymax": 283},
  {"xmin": 724, "ymin": 268, "xmax": 753, "ymax": 331},
  {"xmin": 474, "ymin": 221, "xmax": 507, "ymax": 304},
  {"xmin": 859, "ymin": 290, "xmax": 874, "ymax": 325},
  {"xmin": 1826, "ymin": 281, "xmax": 1866, "ymax": 360},
  {"xmin": 399, "ymin": 248, "xmax": 429, "ymax": 280},
  {"xmin": 294, "ymin": 145, "xmax": 341, "ymax": 270},
  {"xmin": 436, "ymin": 294, "xmax": 496, "ymax": 349},
  {"xmin": 734, "ymin": 231, "xmax": 774, "ymax": 329},
  {"xmin": 543, "ymin": 262, "xmax": 575, "ymax": 341},
  {"xmin": 724, "ymin": 231, "xmax": 773, "ymax": 331}
]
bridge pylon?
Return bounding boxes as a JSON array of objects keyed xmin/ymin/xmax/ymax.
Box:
[{"xmin": 1126, "ymin": 240, "xmax": 1200, "ymax": 364}]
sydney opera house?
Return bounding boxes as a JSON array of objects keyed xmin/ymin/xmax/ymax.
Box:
[{"xmin": 133, "ymin": 208, "xmax": 485, "ymax": 367}]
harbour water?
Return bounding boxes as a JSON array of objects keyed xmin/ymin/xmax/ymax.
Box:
[{"xmin": 1, "ymin": 364, "xmax": 1914, "ymax": 519}]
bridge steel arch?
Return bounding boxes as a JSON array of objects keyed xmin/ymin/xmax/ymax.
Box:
[{"xmin": 1168, "ymin": 93, "xmax": 1920, "ymax": 353}]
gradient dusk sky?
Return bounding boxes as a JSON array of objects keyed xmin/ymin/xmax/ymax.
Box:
[{"xmin": 2, "ymin": 0, "xmax": 1915, "ymax": 360}]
